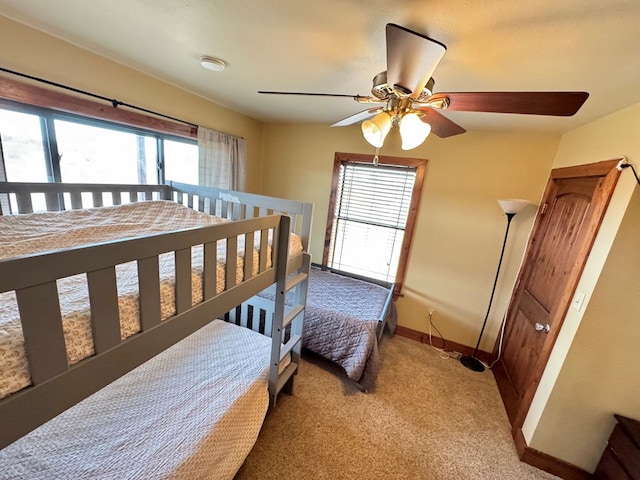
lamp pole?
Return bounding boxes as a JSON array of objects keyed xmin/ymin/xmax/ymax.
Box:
[{"xmin": 460, "ymin": 198, "xmax": 530, "ymax": 373}]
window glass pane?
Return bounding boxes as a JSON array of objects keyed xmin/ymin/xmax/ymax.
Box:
[
  {"xmin": 328, "ymin": 162, "xmax": 416, "ymax": 283},
  {"xmin": 164, "ymin": 139, "xmax": 198, "ymax": 184},
  {"xmin": 0, "ymin": 109, "xmax": 49, "ymax": 182},
  {"xmin": 55, "ymin": 119, "xmax": 157, "ymax": 184},
  {"xmin": 331, "ymin": 221, "xmax": 405, "ymax": 281}
]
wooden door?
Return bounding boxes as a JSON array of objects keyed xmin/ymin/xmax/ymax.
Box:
[{"xmin": 493, "ymin": 160, "xmax": 620, "ymax": 430}]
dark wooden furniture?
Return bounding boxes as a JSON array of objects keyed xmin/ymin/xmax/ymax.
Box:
[{"xmin": 595, "ymin": 414, "xmax": 640, "ymax": 480}]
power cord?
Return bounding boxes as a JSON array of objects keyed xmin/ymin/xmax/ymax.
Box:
[
  {"xmin": 617, "ymin": 158, "xmax": 640, "ymax": 186},
  {"xmin": 489, "ymin": 312, "xmax": 508, "ymax": 369},
  {"xmin": 427, "ymin": 310, "xmax": 461, "ymax": 360}
]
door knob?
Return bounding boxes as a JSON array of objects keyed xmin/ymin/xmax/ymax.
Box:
[{"xmin": 535, "ymin": 322, "xmax": 550, "ymax": 333}]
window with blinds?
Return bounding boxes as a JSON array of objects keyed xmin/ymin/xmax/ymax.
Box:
[{"xmin": 324, "ymin": 153, "xmax": 426, "ymax": 290}]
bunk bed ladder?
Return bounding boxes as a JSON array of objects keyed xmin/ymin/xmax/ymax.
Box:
[{"xmin": 269, "ymin": 219, "xmax": 310, "ymax": 408}]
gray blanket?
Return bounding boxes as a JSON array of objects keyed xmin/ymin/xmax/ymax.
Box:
[{"xmin": 261, "ymin": 268, "xmax": 396, "ymax": 391}]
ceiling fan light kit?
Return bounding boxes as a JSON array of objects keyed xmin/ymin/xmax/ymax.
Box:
[
  {"xmin": 399, "ymin": 112, "xmax": 431, "ymax": 150},
  {"xmin": 361, "ymin": 97, "xmax": 433, "ymax": 149},
  {"xmin": 259, "ymin": 23, "xmax": 589, "ymax": 149},
  {"xmin": 361, "ymin": 112, "xmax": 392, "ymax": 148}
]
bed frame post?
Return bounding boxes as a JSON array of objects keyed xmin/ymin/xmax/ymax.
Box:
[
  {"xmin": 161, "ymin": 184, "xmax": 173, "ymax": 201},
  {"xmin": 300, "ymin": 203, "xmax": 314, "ymax": 252},
  {"xmin": 269, "ymin": 215, "xmax": 291, "ymax": 405}
]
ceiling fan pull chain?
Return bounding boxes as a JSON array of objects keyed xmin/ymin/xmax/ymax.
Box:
[{"xmin": 373, "ymin": 147, "xmax": 380, "ymax": 166}]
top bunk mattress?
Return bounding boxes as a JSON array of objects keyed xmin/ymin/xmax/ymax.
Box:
[
  {"xmin": 0, "ymin": 319, "xmax": 271, "ymax": 480},
  {"xmin": 0, "ymin": 199, "xmax": 302, "ymax": 260},
  {"xmin": 0, "ymin": 200, "xmax": 302, "ymax": 399}
]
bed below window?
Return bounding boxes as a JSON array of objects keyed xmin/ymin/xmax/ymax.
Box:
[
  {"xmin": 305, "ymin": 266, "xmax": 396, "ymax": 390},
  {"xmin": 259, "ymin": 265, "xmax": 396, "ymax": 391}
]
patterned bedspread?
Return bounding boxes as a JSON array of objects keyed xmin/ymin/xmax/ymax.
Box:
[
  {"xmin": 0, "ymin": 320, "xmax": 271, "ymax": 480},
  {"xmin": 260, "ymin": 267, "xmax": 396, "ymax": 391},
  {"xmin": 304, "ymin": 268, "xmax": 396, "ymax": 391},
  {"xmin": 0, "ymin": 201, "xmax": 302, "ymax": 399}
]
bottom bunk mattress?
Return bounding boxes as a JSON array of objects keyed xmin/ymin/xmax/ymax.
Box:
[
  {"xmin": 0, "ymin": 320, "xmax": 275, "ymax": 480},
  {"xmin": 260, "ymin": 267, "xmax": 396, "ymax": 391}
]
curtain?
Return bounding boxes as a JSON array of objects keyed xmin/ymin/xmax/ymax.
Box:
[
  {"xmin": 0, "ymin": 134, "xmax": 8, "ymax": 214},
  {"xmin": 197, "ymin": 127, "xmax": 246, "ymax": 191}
]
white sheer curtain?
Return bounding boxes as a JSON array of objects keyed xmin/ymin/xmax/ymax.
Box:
[{"xmin": 197, "ymin": 127, "xmax": 247, "ymax": 191}]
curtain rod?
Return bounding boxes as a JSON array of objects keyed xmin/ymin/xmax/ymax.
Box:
[{"xmin": 0, "ymin": 66, "xmax": 198, "ymax": 128}]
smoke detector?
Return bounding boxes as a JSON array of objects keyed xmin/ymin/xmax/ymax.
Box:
[{"xmin": 200, "ymin": 56, "xmax": 225, "ymax": 72}]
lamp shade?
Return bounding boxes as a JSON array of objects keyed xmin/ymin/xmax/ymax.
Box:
[
  {"xmin": 399, "ymin": 113, "xmax": 431, "ymax": 150},
  {"xmin": 361, "ymin": 112, "xmax": 392, "ymax": 148},
  {"xmin": 497, "ymin": 199, "xmax": 530, "ymax": 214}
]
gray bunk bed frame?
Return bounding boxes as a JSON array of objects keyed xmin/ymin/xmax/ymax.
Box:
[{"xmin": 0, "ymin": 180, "xmax": 313, "ymax": 449}]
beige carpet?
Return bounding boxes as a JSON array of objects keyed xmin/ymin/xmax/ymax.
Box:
[{"xmin": 236, "ymin": 334, "xmax": 560, "ymax": 480}]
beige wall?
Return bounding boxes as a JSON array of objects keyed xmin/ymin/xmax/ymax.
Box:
[
  {"xmin": 262, "ymin": 123, "xmax": 561, "ymax": 349},
  {"xmin": 524, "ymin": 103, "xmax": 640, "ymax": 471},
  {"xmin": 0, "ymin": 15, "xmax": 265, "ymax": 193}
]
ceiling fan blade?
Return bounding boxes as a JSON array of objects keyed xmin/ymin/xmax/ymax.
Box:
[
  {"xmin": 415, "ymin": 108, "xmax": 466, "ymax": 138},
  {"xmin": 386, "ymin": 23, "xmax": 446, "ymax": 98},
  {"xmin": 258, "ymin": 90, "xmax": 363, "ymax": 100},
  {"xmin": 331, "ymin": 107, "xmax": 384, "ymax": 127},
  {"xmin": 429, "ymin": 92, "xmax": 589, "ymax": 116}
]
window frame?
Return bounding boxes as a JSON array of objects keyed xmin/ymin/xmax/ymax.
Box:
[
  {"xmin": 0, "ymin": 78, "xmax": 197, "ymax": 186},
  {"xmin": 322, "ymin": 152, "xmax": 427, "ymax": 297},
  {"xmin": 0, "ymin": 77, "xmax": 196, "ymax": 139}
]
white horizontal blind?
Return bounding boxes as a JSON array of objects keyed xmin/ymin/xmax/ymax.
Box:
[{"xmin": 328, "ymin": 162, "xmax": 416, "ymax": 282}]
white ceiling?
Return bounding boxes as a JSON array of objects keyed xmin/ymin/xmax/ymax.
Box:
[{"xmin": 2, "ymin": 0, "xmax": 640, "ymax": 135}]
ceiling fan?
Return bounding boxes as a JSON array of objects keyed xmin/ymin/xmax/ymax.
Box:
[{"xmin": 259, "ymin": 23, "xmax": 589, "ymax": 150}]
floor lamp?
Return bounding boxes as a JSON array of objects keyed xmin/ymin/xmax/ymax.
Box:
[{"xmin": 460, "ymin": 199, "xmax": 530, "ymax": 373}]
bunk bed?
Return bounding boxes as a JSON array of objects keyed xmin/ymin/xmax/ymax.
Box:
[
  {"xmin": 259, "ymin": 265, "xmax": 396, "ymax": 391},
  {"xmin": 0, "ymin": 181, "xmax": 313, "ymax": 479}
]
